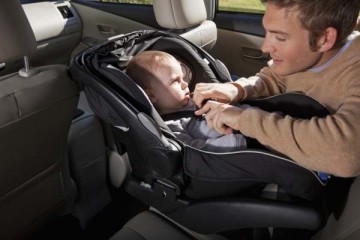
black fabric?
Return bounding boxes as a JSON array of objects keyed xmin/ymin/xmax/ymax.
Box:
[
  {"xmin": 73, "ymin": 108, "xmax": 85, "ymax": 119},
  {"xmin": 183, "ymin": 147, "xmax": 324, "ymax": 201},
  {"xmin": 243, "ymin": 92, "xmax": 329, "ymax": 118}
]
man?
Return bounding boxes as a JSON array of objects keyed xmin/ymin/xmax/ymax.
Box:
[{"xmin": 193, "ymin": 0, "xmax": 360, "ymax": 177}]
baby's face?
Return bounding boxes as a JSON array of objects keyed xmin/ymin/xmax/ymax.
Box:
[{"xmin": 151, "ymin": 58, "xmax": 190, "ymax": 114}]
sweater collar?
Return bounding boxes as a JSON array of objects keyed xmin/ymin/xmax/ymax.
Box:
[{"xmin": 310, "ymin": 31, "xmax": 360, "ymax": 73}]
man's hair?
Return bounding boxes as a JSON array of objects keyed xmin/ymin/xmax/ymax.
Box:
[
  {"xmin": 261, "ymin": 0, "xmax": 360, "ymax": 50},
  {"xmin": 126, "ymin": 50, "xmax": 175, "ymax": 89}
]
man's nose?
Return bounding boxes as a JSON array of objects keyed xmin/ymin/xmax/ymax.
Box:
[{"xmin": 261, "ymin": 35, "xmax": 274, "ymax": 54}]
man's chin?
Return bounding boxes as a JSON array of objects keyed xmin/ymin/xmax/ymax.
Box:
[
  {"xmin": 270, "ymin": 65, "xmax": 292, "ymax": 76},
  {"xmin": 270, "ymin": 62, "xmax": 310, "ymax": 76}
]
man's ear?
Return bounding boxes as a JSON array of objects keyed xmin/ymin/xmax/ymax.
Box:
[
  {"xmin": 318, "ymin": 27, "xmax": 337, "ymax": 52},
  {"xmin": 144, "ymin": 88, "xmax": 157, "ymax": 103}
]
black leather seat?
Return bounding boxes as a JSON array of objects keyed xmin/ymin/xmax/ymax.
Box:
[
  {"xmin": 0, "ymin": 0, "xmax": 79, "ymax": 239},
  {"xmin": 110, "ymin": 210, "xmax": 228, "ymax": 240}
]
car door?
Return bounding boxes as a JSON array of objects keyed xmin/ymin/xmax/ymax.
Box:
[
  {"xmin": 71, "ymin": 0, "xmax": 159, "ymax": 56},
  {"xmin": 208, "ymin": 0, "xmax": 268, "ymax": 78}
]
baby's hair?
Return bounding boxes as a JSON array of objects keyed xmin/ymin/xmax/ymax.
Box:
[{"xmin": 126, "ymin": 50, "xmax": 177, "ymax": 89}]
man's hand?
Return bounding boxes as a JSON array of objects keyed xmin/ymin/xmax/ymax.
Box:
[
  {"xmin": 195, "ymin": 100, "xmax": 244, "ymax": 135},
  {"xmin": 192, "ymin": 82, "xmax": 244, "ymax": 108}
]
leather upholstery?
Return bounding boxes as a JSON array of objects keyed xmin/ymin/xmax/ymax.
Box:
[
  {"xmin": 0, "ymin": 0, "xmax": 79, "ymax": 238},
  {"xmin": 0, "ymin": 0, "xmax": 36, "ymax": 62},
  {"xmin": 153, "ymin": 0, "xmax": 207, "ymax": 29},
  {"xmin": 110, "ymin": 211, "xmax": 227, "ymax": 240},
  {"xmin": 0, "ymin": 65, "xmax": 79, "ymax": 240},
  {"xmin": 153, "ymin": 0, "xmax": 217, "ymax": 50}
]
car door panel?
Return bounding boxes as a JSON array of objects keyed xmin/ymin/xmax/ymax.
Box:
[
  {"xmin": 209, "ymin": 28, "xmax": 268, "ymax": 78},
  {"xmin": 209, "ymin": 11, "xmax": 268, "ymax": 77},
  {"xmin": 71, "ymin": 2, "xmax": 158, "ymax": 57}
]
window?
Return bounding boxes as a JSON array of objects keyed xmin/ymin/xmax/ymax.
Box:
[
  {"xmin": 218, "ymin": 0, "xmax": 265, "ymax": 14},
  {"xmin": 97, "ymin": 0, "xmax": 153, "ymax": 4},
  {"xmin": 21, "ymin": 0, "xmax": 59, "ymax": 3}
]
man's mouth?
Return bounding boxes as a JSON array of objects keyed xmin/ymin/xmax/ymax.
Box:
[{"xmin": 271, "ymin": 57, "xmax": 282, "ymax": 65}]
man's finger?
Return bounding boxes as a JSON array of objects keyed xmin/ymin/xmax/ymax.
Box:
[
  {"xmin": 192, "ymin": 94, "xmax": 204, "ymax": 108},
  {"xmin": 193, "ymin": 90, "xmax": 215, "ymax": 108},
  {"xmin": 195, "ymin": 100, "xmax": 219, "ymax": 116},
  {"xmin": 214, "ymin": 116, "xmax": 229, "ymax": 134},
  {"xmin": 194, "ymin": 101, "xmax": 211, "ymax": 115}
]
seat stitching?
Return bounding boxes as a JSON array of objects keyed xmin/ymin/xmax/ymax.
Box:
[
  {"xmin": 13, "ymin": 92, "xmax": 21, "ymax": 118},
  {"xmin": 170, "ymin": 0, "xmax": 179, "ymax": 28}
]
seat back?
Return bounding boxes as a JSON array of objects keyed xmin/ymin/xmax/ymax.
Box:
[
  {"xmin": 153, "ymin": 0, "xmax": 217, "ymax": 51},
  {"xmin": 0, "ymin": 0, "xmax": 79, "ymax": 239}
]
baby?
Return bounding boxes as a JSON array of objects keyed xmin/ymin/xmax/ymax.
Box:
[{"xmin": 126, "ymin": 50, "xmax": 247, "ymax": 152}]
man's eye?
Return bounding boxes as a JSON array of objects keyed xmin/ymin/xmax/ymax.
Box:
[{"xmin": 276, "ymin": 36, "xmax": 286, "ymax": 42}]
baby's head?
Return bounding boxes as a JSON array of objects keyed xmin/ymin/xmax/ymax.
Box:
[{"xmin": 127, "ymin": 50, "xmax": 190, "ymax": 114}]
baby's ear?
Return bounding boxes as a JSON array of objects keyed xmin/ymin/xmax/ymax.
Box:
[{"xmin": 144, "ymin": 88, "xmax": 157, "ymax": 103}]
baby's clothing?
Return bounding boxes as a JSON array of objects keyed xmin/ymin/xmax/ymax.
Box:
[{"xmin": 165, "ymin": 101, "xmax": 247, "ymax": 152}]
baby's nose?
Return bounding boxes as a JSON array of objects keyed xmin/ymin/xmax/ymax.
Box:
[{"xmin": 181, "ymin": 81, "xmax": 188, "ymax": 89}]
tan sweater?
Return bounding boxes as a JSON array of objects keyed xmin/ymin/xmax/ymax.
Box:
[{"xmin": 236, "ymin": 32, "xmax": 360, "ymax": 177}]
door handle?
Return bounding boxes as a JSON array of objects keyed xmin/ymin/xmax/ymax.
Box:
[
  {"xmin": 242, "ymin": 47, "xmax": 269, "ymax": 61},
  {"xmin": 243, "ymin": 53, "xmax": 269, "ymax": 61},
  {"xmin": 97, "ymin": 24, "xmax": 117, "ymax": 36}
]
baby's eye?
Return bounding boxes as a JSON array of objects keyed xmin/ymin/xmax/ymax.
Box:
[{"xmin": 173, "ymin": 76, "xmax": 182, "ymax": 83}]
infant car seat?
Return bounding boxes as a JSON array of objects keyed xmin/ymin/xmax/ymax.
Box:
[{"xmin": 71, "ymin": 30, "xmax": 337, "ymax": 237}]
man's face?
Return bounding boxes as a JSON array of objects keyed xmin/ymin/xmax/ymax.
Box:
[
  {"xmin": 150, "ymin": 58, "xmax": 190, "ymax": 114},
  {"xmin": 262, "ymin": 4, "xmax": 324, "ymax": 76}
]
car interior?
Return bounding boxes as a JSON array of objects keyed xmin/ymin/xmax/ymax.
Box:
[{"xmin": 1, "ymin": 0, "xmax": 360, "ymax": 240}]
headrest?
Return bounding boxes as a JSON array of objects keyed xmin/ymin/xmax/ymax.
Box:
[
  {"xmin": 0, "ymin": 0, "xmax": 37, "ymax": 62},
  {"xmin": 153, "ymin": 0, "xmax": 207, "ymax": 29}
]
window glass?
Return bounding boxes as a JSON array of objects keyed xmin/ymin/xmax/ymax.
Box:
[
  {"xmin": 218, "ymin": 0, "xmax": 265, "ymax": 14},
  {"xmin": 21, "ymin": 0, "xmax": 58, "ymax": 3},
  {"xmin": 97, "ymin": 0, "xmax": 153, "ymax": 4}
]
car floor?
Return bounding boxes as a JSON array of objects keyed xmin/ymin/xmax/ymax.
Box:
[
  {"xmin": 29, "ymin": 188, "xmax": 257, "ymax": 240},
  {"xmin": 30, "ymin": 189, "xmax": 148, "ymax": 240}
]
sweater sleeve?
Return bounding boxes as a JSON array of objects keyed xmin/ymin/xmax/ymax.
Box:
[
  {"xmin": 237, "ymin": 69, "xmax": 360, "ymax": 177},
  {"xmin": 236, "ymin": 67, "xmax": 285, "ymax": 100}
]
